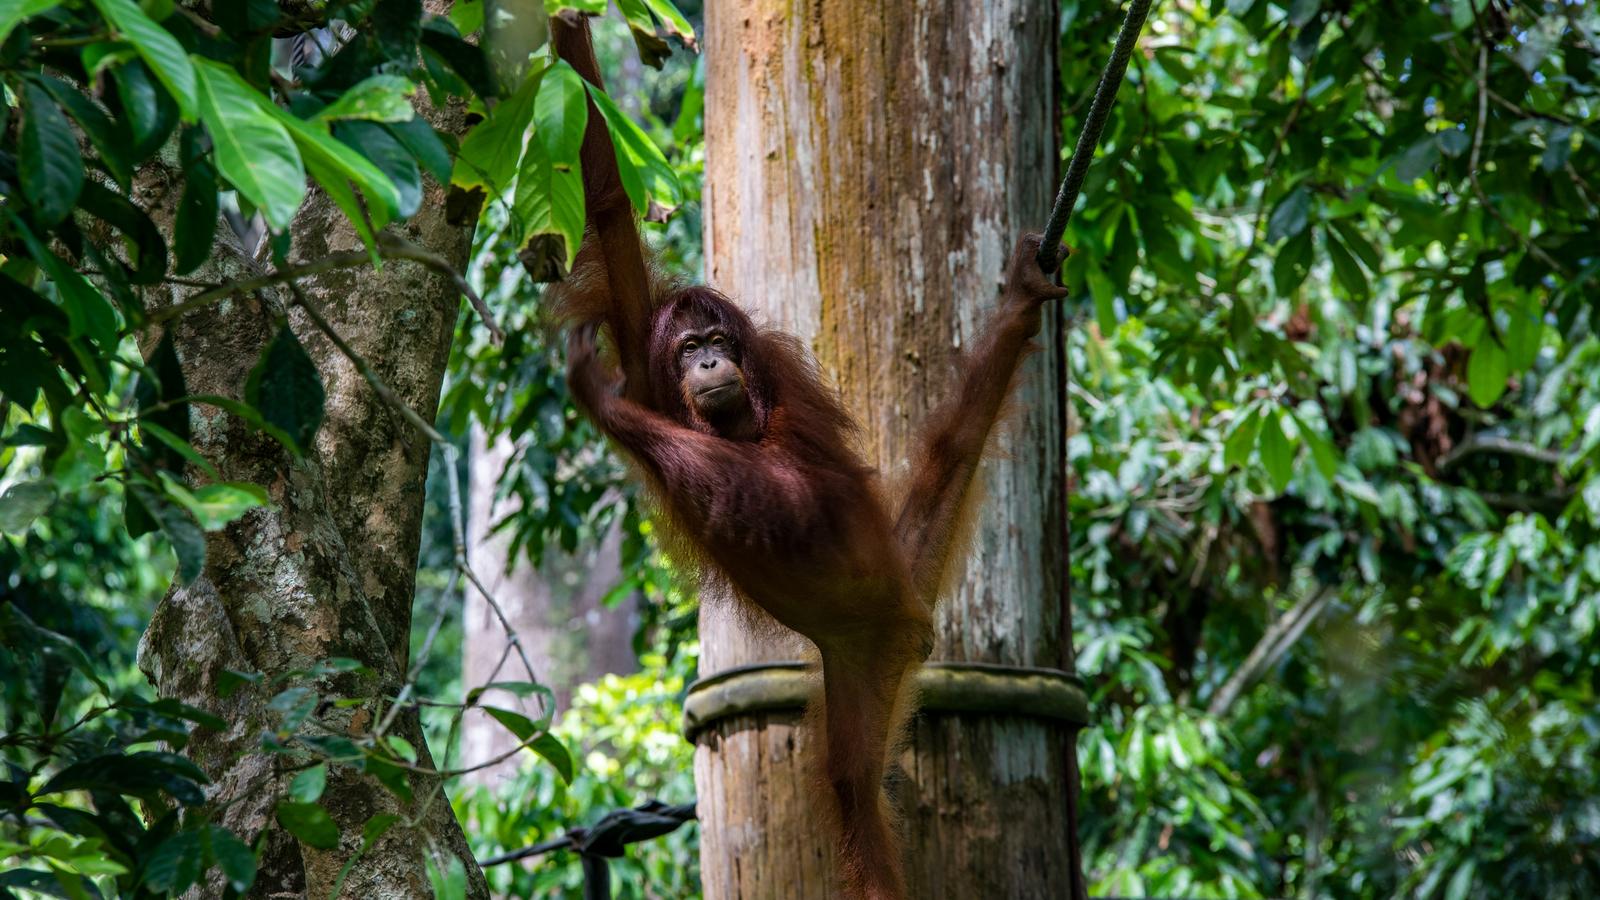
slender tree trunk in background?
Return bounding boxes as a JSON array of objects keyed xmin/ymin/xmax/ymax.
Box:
[
  {"xmin": 461, "ymin": 426, "xmax": 638, "ymax": 787},
  {"xmin": 695, "ymin": 1, "xmax": 1071, "ymax": 896},
  {"xmin": 133, "ymin": 14, "xmax": 490, "ymax": 896}
]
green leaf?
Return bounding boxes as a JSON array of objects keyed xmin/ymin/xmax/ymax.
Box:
[
  {"xmin": 383, "ymin": 735, "xmax": 418, "ymax": 764},
  {"xmin": 269, "ymin": 106, "xmax": 404, "ymax": 240},
  {"xmin": 384, "ymin": 117, "xmax": 451, "ymax": 184},
  {"xmin": 0, "ymin": 0, "xmax": 59, "ymax": 46},
  {"xmin": 216, "ymin": 668, "xmax": 264, "ymax": 698},
  {"xmin": 1291, "ymin": 411, "xmax": 1340, "ymax": 478},
  {"xmin": 1394, "ymin": 136, "xmax": 1439, "ymax": 182},
  {"xmin": 175, "ymin": 127, "xmax": 220, "ymax": 274},
  {"xmin": 1504, "ymin": 297, "xmax": 1542, "ymax": 372},
  {"xmin": 585, "ymin": 79, "xmax": 680, "ymax": 215},
  {"xmin": 275, "ymin": 802, "xmax": 339, "ymax": 850},
  {"xmin": 1272, "ymin": 230, "xmax": 1313, "ymax": 296},
  {"xmin": 530, "ymin": 733, "xmax": 574, "ymax": 784},
  {"xmin": 135, "ymin": 331, "xmax": 191, "ymax": 471},
  {"xmin": 205, "ymin": 826, "xmax": 257, "ymax": 894},
  {"xmin": 245, "ymin": 324, "xmax": 326, "ymax": 456},
  {"xmin": 139, "ymin": 421, "xmax": 219, "ymax": 480},
  {"xmin": 426, "ymin": 857, "xmax": 469, "ymax": 900},
  {"xmin": 314, "ymin": 74, "xmax": 418, "ymax": 123},
  {"xmin": 1223, "ymin": 407, "xmax": 1262, "ymax": 470},
  {"xmin": 143, "ymin": 830, "xmax": 204, "ymax": 894},
  {"xmin": 513, "ymin": 140, "xmax": 585, "ymax": 272},
  {"xmin": 111, "ymin": 60, "xmax": 179, "ymax": 159},
  {"xmin": 90, "ymin": 0, "xmax": 197, "ymax": 121},
  {"xmin": 1325, "ymin": 228, "xmax": 1369, "ymax": 300},
  {"xmin": 534, "ymin": 60, "xmax": 589, "ymax": 169},
  {"xmin": 420, "ymin": 19, "xmax": 497, "ymax": 100},
  {"xmin": 19, "ymin": 81, "xmax": 84, "ymax": 226},
  {"xmin": 452, "ymin": 63, "xmax": 542, "ymax": 195},
  {"xmin": 0, "ymin": 480, "xmax": 55, "ymax": 534},
  {"xmin": 337, "ymin": 120, "xmax": 422, "ymax": 218},
  {"xmin": 193, "ymin": 59, "xmax": 306, "ymax": 231},
  {"xmin": 184, "ymin": 482, "xmax": 269, "ymax": 530},
  {"xmin": 616, "ymin": 0, "xmax": 670, "ymax": 67},
  {"xmin": 642, "ymin": 0, "xmax": 696, "ymax": 48},
  {"xmin": 1265, "ymin": 185, "xmax": 1310, "ymax": 243},
  {"xmin": 139, "ymin": 486, "xmax": 207, "ymax": 584},
  {"xmin": 483, "ymin": 705, "xmax": 541, "ymax": 742},
  {"xmin": 31, "ymin": 72, "xmax": 133, "ymax": 188},
  {"xmin": 288, "ymin": 764, "xmax": 327, "ymax": 803},
  {"xmin": 1467, "ymin": 339, "xmax": 1509, "ymax": 407},
  {"xmin": 1329, "ymin": 218, "xmax": 1381, "ymax": 272},
  {"xmin": 1258, "ymin": 409, "xmax": 1294, "ymax": 494},
  {"xmin": 266, "ymin": 686, "xmax": 318, "ymax": 732}
]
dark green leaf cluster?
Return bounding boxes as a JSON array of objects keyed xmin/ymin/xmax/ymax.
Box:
[{"xmin": 1058, "ymin": 1, "xmax": 1600, "ymax": 896}]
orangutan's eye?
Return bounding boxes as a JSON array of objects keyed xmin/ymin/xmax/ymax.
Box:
[{"xmin": 681, "ymin": 341, "xmax": 699, "ymax": 356}]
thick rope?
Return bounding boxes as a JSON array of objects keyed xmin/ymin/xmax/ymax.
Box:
[{"xmin": 1038, "ymin": 0, "xmax": 1158, "ymax": 273}]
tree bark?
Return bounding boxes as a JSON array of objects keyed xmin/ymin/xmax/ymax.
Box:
[
  {"xmin": 134, "ymin": 55, "xmax": 490, "ymax": 900},
  {"xmin": 461, "ymin": 426, "xmax": 638, "ymax": 787},
  {"xmin": 695, "ymin": 1, "xmax": 1070, "ymax": 896}
]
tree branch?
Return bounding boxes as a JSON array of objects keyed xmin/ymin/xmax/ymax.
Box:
[
  {"xmin": 154, "ymin": 233, "xmax": 503, "ymax": 342},
  {"xmin": 1207, "ymin": 586, "xmax": 1335, "ymax": 718},
  {"xmin": 1437, "ymin": 432, "xmax": 1567, "ymax": 472}
]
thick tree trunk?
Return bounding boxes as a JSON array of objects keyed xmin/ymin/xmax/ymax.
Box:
[
  {"xmin": 694, "ymin": 1, "xmax": 1072, "ymax": 896},
  {"xmin": 461, "ymin": 426, "xmax": 637, "ymax": 787},
  {"xmin": 134, "ymin": 67, "xmax": 490, "ymax": 900}
]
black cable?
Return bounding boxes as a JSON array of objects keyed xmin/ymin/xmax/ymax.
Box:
[{"xmin": 1038, "ymin": 0, "xmax": 1158, "ymax": 274}]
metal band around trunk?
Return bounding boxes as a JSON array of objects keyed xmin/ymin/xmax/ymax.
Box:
[{"xmin": 684, "ymin": 661, "xmax": 1090, "ymax": 740}]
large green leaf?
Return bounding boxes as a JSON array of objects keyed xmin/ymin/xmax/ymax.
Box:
[
  {"xmin": 313, "ymin": 74, "xmax": 418, "ymax": 124},
  {"xmin": 90, "ymin": 0, "xmax": 197, "ymax": 121},
  {"xmin": 275, "ymin": 802, "xmax": 339, "ymax": 850},
  {"xmin": 268, "ymin": 106, "xmax": 405, "ymax": 238},
  {"xmin": 205, "ymin": 827, "xmax": 258, "ymax": 894},
  {"xmin": 174, "ymin": 127, "xmax": 220, "ymax": 275},
  {"xmin": 18, "ymin": 81, "xmax": 84, "ymax": 226},
  {"xmin": 193, "ymin": 59, "xmax": 306, "ymax": 230},
  {"xmin": 0, "ymin": 0, "xmax": 59, "ymax": 46},
  {"xmin": 615, "ymin": 0, "xmax": 670, "ymax": 67},
  {"xmin": 452, "ymin": 63, "xmax": 542, "ymax": 195},
  {"xmin": 0, "ymin": 480, "xmax": 55, "ymax": 534},
  {"xmin": 531, "ymin": 733, "xmax": 574, "ymax": 785},
  {"xmin": 336, "ymin": 120, "xmax": 421, "ymax": 219},
  {"xmin": 1258, "ymin": 409, "xmax": 1294, "ymax": 495},
  {"xmin": 513, "ymin": 140, "xmax": 585, "ymax": 272},
  {"xmin": 584, "ymin": 80, "xmax": 680, "ymax": 215},
  {"xmin": 534, "ymin": 60, "xmax": 588, "ymax": 169},
  {"xmin": 1325, "ymin": 228, "xmax": 1369, "ymax": 301},
  {"xmin": 111, "ymin": 59, "xmax": 179, "ymax": 159},
  {"xmin": 143, "ymin": 830, "xmax": 204, "ymax": 894},
  {"xmin": 31, "ymin": 72, "xmax": 133, "ymax": 188},
  {"xmin": 1467, "ymin": 339, "xmax": 1509, "ymax": 407},
  {"xmin": 1266, "ymin": 185, "xmax": 1311, "ymax": 243},
  {"xmin": 642, "ymin": 0, "xmax": 696, "ymax": 48},
  {"xmin": 244, "ymin": 324, "xmax": 326, "ymax": 456}
]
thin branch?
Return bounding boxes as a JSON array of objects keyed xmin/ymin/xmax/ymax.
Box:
[
  {"xmin": 282, "ymin": 277, "xmax": 546, "ymax": 729},
  {"xmin": 154, "ymin": 234, "xmax": 503, "ymax": 341},
  {"xmin": 1207, "ymin": 586, "xmax": 1335, "ymax": 718},
  {"xmin": 1437, "ymin": 432, "xmax": 1567, "ymax": 472},
  {"xmin": 1463, "ymin": 30, "xmax": 1571, "ymax": 278}
]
